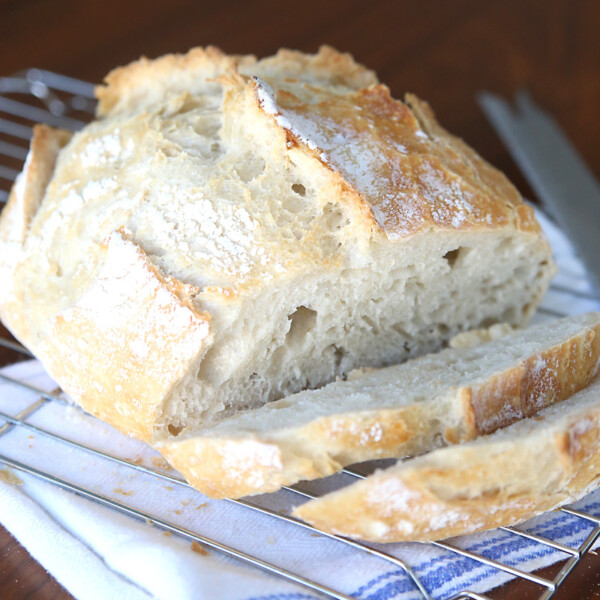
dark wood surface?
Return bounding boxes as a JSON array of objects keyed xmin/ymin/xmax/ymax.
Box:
[{"xmin": 1, "ymin": 1, "xmax": 600, "ymax": 598}]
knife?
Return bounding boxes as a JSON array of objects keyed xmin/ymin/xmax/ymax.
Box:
[{"xmin": 478, "ymin": 90, "xmax": 600, "ymax": 297}]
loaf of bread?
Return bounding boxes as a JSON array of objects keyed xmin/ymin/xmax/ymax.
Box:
[
  {"xmin": 0, "ymin": 46, "xmax": 554, "ymax": 444},
  {"xmin": 293, "ymin": 371, "xmax": 600, "ymax": 542},
  {"xmin": 157, "ymin": 312, "xmax": 600, "ymax": 498}
]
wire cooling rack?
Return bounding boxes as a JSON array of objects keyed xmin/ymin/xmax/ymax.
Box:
[{"xmin": 1, "ymin": 70, "xmax": 600, "ymax": 600}]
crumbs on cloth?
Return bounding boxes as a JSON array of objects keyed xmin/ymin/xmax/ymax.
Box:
[
  {"xmin": 0, "ymin": 469, "xmax": 23, "ymax": 485},
  {"xmin": 190, "ymin": 541, "xmax": 210, "ymax": 556}
]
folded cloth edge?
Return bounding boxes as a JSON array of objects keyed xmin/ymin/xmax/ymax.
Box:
[{"xmin": 0, "ymin": 476, "xmax": 153, "ymax": 600}]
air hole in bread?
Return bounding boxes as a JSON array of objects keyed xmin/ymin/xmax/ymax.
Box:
[
  {"xmin": 443, "ymin": 247, "xmax": 462, "ymax": 268},
  {"xmin": 51, "ymin": 262, "xmax": 62, "ymax": 277},
  {"xmin": 235, "ymin": 153, "xmax": 266, "ymax": 182},
  {"xmin": 514, "ymin": 264, "xmax": 528, "ymax": 279},
  {"xmin": 291, "ymin": 183, "xmax": 306, "ymax": 196},
  {"xmin": 501, "ymin": 306, "xmax": 518, "ymax": 323},
  {"xmin": 162, "ymin": 146, "xmax": 179, "ymax": 158},
  {"xmin": 323, "ymin": 202, "xmax": 348, "ymax": 232},
  {"xmin": 286, "ymin": 306, "xmax": 317, "ymax": 348},
  {"xmin": 437, "ymin": 323, "xmax": 450, "ymax": 336},
  {"xmin": 333, "ymin": 345, "xmax": 346, "ymax": 370},
  {"xmin": 267, "ymin": 346, "xmax": 287, "ymax": 376},
  {"xmin": 282, "ymin": 195, "xmax": 306, "ymax": 214},
  {"xmin": 246, "ymin": 372, "xmax": 268, "ymax": 402},
  {"xmin": 168, "ymin": 424, "xmax": 183, "ymax": 436},
  {"xmin": 481, "ymin": 317, "xmax": 497, "ymax": 328},
  {"xmin": 320, "ymin": 235, "xmax": 342, "ymax": 256}
]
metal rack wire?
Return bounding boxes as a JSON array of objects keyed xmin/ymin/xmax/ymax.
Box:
[{"xmin": 1, "ymin": 70, "xmax": 599, "ymax": 600}]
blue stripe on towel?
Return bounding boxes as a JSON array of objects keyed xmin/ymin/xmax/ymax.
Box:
[{"xmin": 244, "ymin": 494, "xmax": 600, "ymax": 600}]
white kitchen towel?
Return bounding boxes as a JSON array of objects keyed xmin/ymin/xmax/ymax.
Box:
[{"xmin": 0, "ymin": 209, "xmax": 599, "ymax": 600}]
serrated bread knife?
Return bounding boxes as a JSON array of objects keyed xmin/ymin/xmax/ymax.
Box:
[{"xmin": 478, "ymin": 91, "xmax": 600, "ymax": 297}]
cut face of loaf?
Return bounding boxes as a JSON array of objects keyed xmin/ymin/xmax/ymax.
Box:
[
  {"xmin": 157, "ymin": 312, "xmax": 600, "ymax": 498},
  {"xmin": 293, "ymin": 372, "xmax": 600, "ymax": 543},
  {"xmin": 0, "ymin": 46, "xmax": 554, "ymax": 442}
]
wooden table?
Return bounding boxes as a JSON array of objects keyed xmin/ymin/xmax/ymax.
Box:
[{"xmin": 1, "ymin": 1, "xmax": 599, "ymax": 598}]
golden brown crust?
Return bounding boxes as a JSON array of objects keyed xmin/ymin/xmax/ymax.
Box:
[
  {"xmin": 37, "ymin": 231, "xmax": 212, "ymax": 441},
  {"xmin": 469, "ymin": 324, "xmax": 600, "ymax": 434},
  {"xmin": 160, "ymin": 436, "xmax": 344, "ymax": 499},
  {"xmin": 468, "ymin": 368, "xmax": 524, "ymax": 435},
  {"xmin": 404, "ymin": 94, "xmax": 536, "ymax": 232},
  {"xmin": 95, "ymin": 46, "xmax": 248, "ymax": 117},
  {"xmin": 522, "ymin": 326, "xmax": 600, "ymax": 415},
  {"xmin": 0, "ymin": 125, "xmax": 72, "ymax": 244},
  {"xmin": 0, "ymin": 125, "xmax": 72, "ymax": 342},
  {"xmin": 293, "ymin": 379, "xmax": 600, "ymax": 542},
  {"xmin": 255, "ymin": 45, "xmax": 378, "ymax": 89}
]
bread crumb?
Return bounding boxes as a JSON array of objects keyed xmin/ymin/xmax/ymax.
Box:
[
  {"xmin": 27, "ymin": 435, "xmax": 34, "ymax": 440},
  {"xmin": 450, "ymin": 323, "xmax": 514, "ymax": 349},
  {"xmin": 181, "ymin": 498, "xmax": 191, "ymax": 506},
  {"xmin": 196, "ymin": 502, "xmax": 208, "ymax": 509},
  {"xmin": 163, "ymin": 486, "xmax": 174, "ymax": 491},
  {"xmin": 163, "ymin": 531, "xmax": 172, "ymax": 537},
  {"xmin": 174, "ymin": 509, "xmax": 182, "ymax": 515},
  {"xmin": 152, "ymin": 456, "xmax": 173, "ymax": 470},
  {"xmin": 191, "ymin": 541, "xmax": 210, "ymax": 556},
  {"xmin": 131, "ymin": 457, "xmax": 144, "ymax": 466},
  {"xmin": 0, "ymin": 469, "xmax": 22, "ymax": 485},
  {"xmin": 144, "ymin": 518, "xmax": 154, "ymax": 527},
  {"xmin": 113, "ymin": 488, "xmax": 134, "ymax": 496}
]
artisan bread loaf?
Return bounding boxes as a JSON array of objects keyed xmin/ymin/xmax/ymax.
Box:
[
  {"xmin": 0, "ymin": 46, "xmax": 554, "ymax": 443},
  {"xmin": 157, "ymin": 312, "xmax": 600, "ymax": 498},
  {"xmin": 293, "ymin": 372, "xmax": 600, "ymax": 542}
]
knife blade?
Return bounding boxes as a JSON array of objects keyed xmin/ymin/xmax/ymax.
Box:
[{"xmin": 478, "ymin": 90, "xmax": 600, "ymax": 297}]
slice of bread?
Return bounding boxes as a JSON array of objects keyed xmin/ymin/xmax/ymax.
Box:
[
  {"xmin": 293, "ymin": 370, "xmax": 600, "ymax": 543},
  {"xmin": 157, "ymin": 312, "xmax": 600, "ymax": 498},
  {"xmin": 0, "ymin": 47, "xmax": 553, "ymax": 443}
]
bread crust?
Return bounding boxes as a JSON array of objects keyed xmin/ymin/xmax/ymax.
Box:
[
  {"xmin": 157, "ymin": 314, "xmax": 600, "ymax": 498},
  {"xmin": 293, "ymin": 376, "xmax": 600, "ymax": 543},
  {"xmin": 0, "ymin": 125, "xmax": 72, "ymax": 343},
  {"xmin": 95, "ymin": 46, "xmax": 246, "ymax": 117},
  {"xmin": 96, "ymin": 45, "xmax": 378, "ymax": 118}
]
